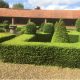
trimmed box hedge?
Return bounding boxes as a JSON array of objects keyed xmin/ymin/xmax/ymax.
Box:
[
  {"xmin": 0, "ymin": 34, "xmax": 80, "ymax": 68},
  {"xmin": 0, "ymin": 33, "xmax": 16, "ymax": 43},
  {"xmin": 0, "ymin": 43, "xmax": 80, "ymax": 68}
]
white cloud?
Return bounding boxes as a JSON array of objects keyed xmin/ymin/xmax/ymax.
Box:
[
  {"xmin": 27, "ymin": 0, "xmax": 80, "ymax": 10},
  {"xmin": 28, "ymin": 0, "xmax": 80, "ymax": 5},
  {"xmin": 44, "ymin": 5, "xmax": 67, "ymax": 10},
  {"xmin": 9, "ymin": 4, "xmax": 13, "ymax": 8}
]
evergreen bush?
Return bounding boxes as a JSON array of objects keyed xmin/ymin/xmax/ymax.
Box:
[
  {"xmin": 3, "ymin": 20, "xmax": 9, "ymax": 32},
  {"xmin": 51, "ymin": 19, "xmax": 69, "ymax": 43},
  {"xmin": 40, "ymin": 23, "xmax": 44, "ymax": 31},
  {"xmin": 0, "ymin": 41, "xmax": 80, "ymax": 68},
  {"xmin": 42, "ymin": 23, "xmax": 54, "ymax": 34},
  {"xmin": 75, "ymin": 19, "xmax": 80, "ymax": 32},
  {"xmin": 0, "ymin": 28, "xmax": 5, "ymax": 32},
  {"xmin": 25, "ymin": 22, "xmax": 36, "ymax": 34}
]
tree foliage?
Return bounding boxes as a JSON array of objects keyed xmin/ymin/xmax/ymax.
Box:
[
  {"xmin": 0, "ymin": 0, "xmax": 9, "ymax": 8},
  {"xmin": 13, "ymin": 3, "xmax": 24, "ymax": 9}
]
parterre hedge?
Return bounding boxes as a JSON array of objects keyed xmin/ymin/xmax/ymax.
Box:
[
  {"xmin": 25, "ymin": 22, "xmax": 37, "ymax": 34},
  {"xmin": 0, "ymin": 34, "xmax": 80, "ymax": 68},
  {"xmin": 52, "ymin": 20, "xmax": 69, "ymax": 43},
  {"xmin": 42, "ymin": 23, "xmax": 54, "ymax": 34},
  {"xmin": 0, "ymin": 43, "xmax": 80, "ymax": 68},
  {"xmin": 75, "ymin": 19, "xmax": 80, "ymax": 32},
  {"xmin": 0, "ymin": 34, "xmax": 16, "ymax": 43},
  {"xmin": 32, "ymin": 33, "xmax": 52, "ymax": 42}
]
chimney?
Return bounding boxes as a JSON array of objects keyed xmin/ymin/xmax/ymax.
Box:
[{"xmin": 35, "ymin": 6, "xmax": 41, "ymax": 10}]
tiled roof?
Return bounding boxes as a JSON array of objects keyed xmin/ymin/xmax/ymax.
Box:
[{"xmin": 0, "ymin": 8, "xmax": 80, "ymax": 19}]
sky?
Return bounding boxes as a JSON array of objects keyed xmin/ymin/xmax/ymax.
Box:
[{"xmin": 4, "ymin": 0, "xmax": 80, "ymax": 10}]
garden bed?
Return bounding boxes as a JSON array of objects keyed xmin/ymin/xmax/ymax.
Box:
[
  {"xmin": 0, "ymin": 32, "xmax": 80, "ymax": 68},
  {"xmin": 0, "ymin": 33, "xmax": 16, "ymax": 43}
]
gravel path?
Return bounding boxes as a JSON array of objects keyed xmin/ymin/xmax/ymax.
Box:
[{"xmin": 0, "ymin": 61, "xmax": 80, "ymax": 80}]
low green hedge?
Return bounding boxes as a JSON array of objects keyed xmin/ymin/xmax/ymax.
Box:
[
  {"xmin": 32, "ymin": 33, "xmax": 52, "ymax": 42},
  {"xmin": 0, "ymin": 24, "xmax": 5, "ymax": 28},
  {"xmin": 0, "ymin": 43, "xmax": 80, "ymax": 68},
  {"xmin": 75, "ymin": 19, "xmax": 80, "ymax": 32},
  {"xmin": 0, "ymin": 28, "xmax": 5, "ymax": 32},
  {"xmin": 69, "ymin": 35, "xmax": 79, "ymax": 43},
  {"xmin": 0, "ymin": 33, "xmax": 16, "ymax": 43},
  {"xmin": 2, "ymin": 34, "xmax": 36, "ymax": 43},
  {"xmin": 0, "ymin": 34, "xmax": 80, "ymax": 68}
]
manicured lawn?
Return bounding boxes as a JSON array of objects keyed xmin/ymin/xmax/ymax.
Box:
[
  {"xmin": 2, "ymin": 31, "xmax": 80, "ymax": 48},
  {"xmin": 0, "ymin": 33, "xmax": 13, "ymax": 38},
  {"xmin": 0, "ymin": 33, "xmax": 16, "ymax": 43},
  {"xmin": 68, "ymin": 30, "xmax": 80, "ymax": 35}
]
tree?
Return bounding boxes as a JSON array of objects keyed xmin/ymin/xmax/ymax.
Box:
[
  {"xmin": 13, "ymin": 3, "xmax": 24, "ymax": 9},
  {"xmin": 51, "ymin": 19, "xmax": 69, "ymax": 43},
  {"xmin": 0, "ymin": 0, "xmax": 9, "ymax": 8},
  {"xmin": 75, "ymin": 19, "xmax": 80, "ymax": 32}
]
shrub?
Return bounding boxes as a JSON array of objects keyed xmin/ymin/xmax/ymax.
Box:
[
  {"xmin": 0, "ymin": 34, "xmax": 16, "ymax": 43},
  {"xmin": 0, "ymin": 24, "xmax": 4, "ymax": 28},
  {"xmin": 42, "ymin": 23, "xmax": 54, "ymax": 34},
  {"xmin": 51, "ymin": 19, "xmax": 70, "ymax": 43},
  {"xmin": 3, "ymin": 20, "xmax": 9, "ymax": 32},
  {"xmin": 0, "ymin": 34, "xmax": 80, "ymax": 68},
  {"xmin": 0, "ymin": 28, "xmax": 5, "ymax": 32},
  {"xmin": 20, "ymin": 27, "xmax": 26, "ymax": 34},
  {"xmin": 0, "ymin": 42, "xmax": 80, "ymax": 68},
  {"xmin": 40, "ymin": 23, "xmax": 44, "ymax": 31},
  {"xmin": 69, "ymin": 34, "xmax": 79, "ymax": 43},
  {"xmin": 34, "ymin": 33, "xmax": 52, "ymax": 42},
  {"xmin": 25, "ymin": 22, "xmax": 36, "ymax": 34},
  {"xmin": 75, "ymin": 19, "xmax": 80, "ymax": 32}
]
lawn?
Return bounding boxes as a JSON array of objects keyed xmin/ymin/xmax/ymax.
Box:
[
  {"xmin": 2, "ymin": 30, "xmax": 80, "ymax": 48},
  {"xmin": 0, "ymin": 33, "xmax": 16, "ymax": 43},
  {"xmin": 0, "ymin": 33, "xmax": 13, "ymax": 38}
]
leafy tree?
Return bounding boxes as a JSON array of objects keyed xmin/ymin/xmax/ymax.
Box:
[
  {"xmin": 75, "ymin": 19, "xmax": 80, "ymax": 32},
  {"xmin": 0, "ymin": 0, "xmax": 9, "ymax": 8},
  {"xmin": 13, "ymin": 3, "xmax": 24, "ymax": 9},
  {"xmin": 51, "ymin": 19, "xmax": 69, "ymax": 43}
]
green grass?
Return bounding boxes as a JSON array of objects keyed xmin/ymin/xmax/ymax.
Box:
[
  {"xmin": 68, "ymin": 30, "xmax": 80, "ymax": 35},
  {"xmin": 2, "ymin": 34, "xmax": 48, "ymax": 46},
  {"xmin": 0, "ymin": 33, "xmax": 16, "ymax": 43},
  {"xmin": 2, "ymin": 30, "xmax": 80, "ymax": 48},
  {"xmin": 0, "ymin": 33, "xmax": 13, "ymax": 38}
]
